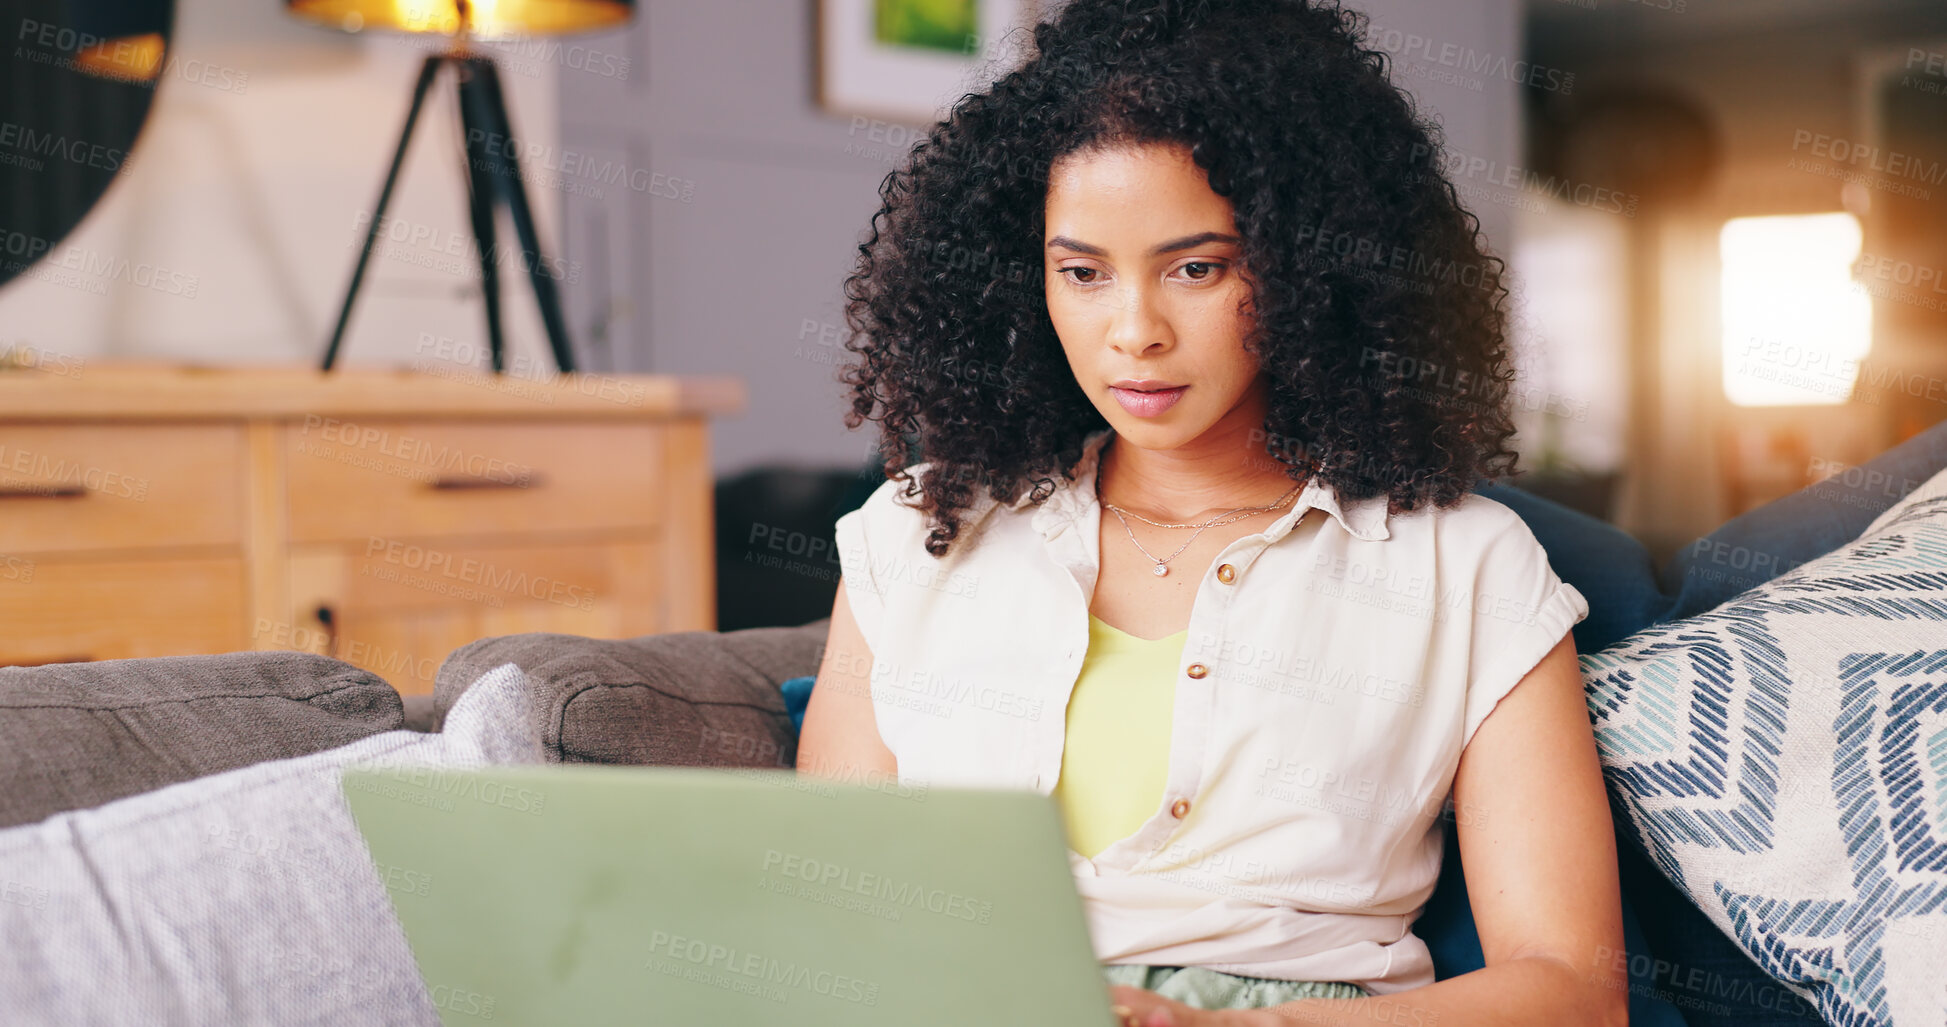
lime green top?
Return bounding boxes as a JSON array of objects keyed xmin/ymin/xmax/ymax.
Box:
[{"xmin": 1052, "ymin": 613, "xmax": 1187, "ymax": 859}]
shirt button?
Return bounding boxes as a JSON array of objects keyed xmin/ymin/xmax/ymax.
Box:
[
  {"xmin": 1186, "ymin": 663, "xmax": 1208, "ymax": 679},
  {"xmin": 1171, "ymin": 798, "xmax": 1191, "ymax": 819},
  {"xmin": 1216, "ymin": 563, "xmax": 1236, "ymax": 584}
]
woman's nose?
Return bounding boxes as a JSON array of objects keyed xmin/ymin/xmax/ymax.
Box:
[{"xmin": 1104, "ymin": 283, "xmax": 1171, "ymax": 356}]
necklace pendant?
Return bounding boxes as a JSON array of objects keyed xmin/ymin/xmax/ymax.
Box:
[{"xmin": 1152, "ymin": 563, "xmax": 1169, "ymax": 577}]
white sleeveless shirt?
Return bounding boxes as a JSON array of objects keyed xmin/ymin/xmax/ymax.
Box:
[{"xmin": 832, "ymin": 427, "xmax": 1589, "ymax": 994}]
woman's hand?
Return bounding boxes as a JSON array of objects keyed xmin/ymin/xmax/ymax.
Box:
[{"xmin": 1107, "ymin": 986, "xmax": 1280, "ymax": 1027}]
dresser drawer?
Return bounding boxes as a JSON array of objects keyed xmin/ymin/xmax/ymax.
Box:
[
  {"xmin": 0, "ymin": 425, "xmax": 245, "ymax": 554},
  {"xmin": 285, "ymin": 539, "xmax": 664, "ymax": 692},
  {"xmin": 284, "ymin": 420, "xmax": 666, "ymax": 543},
  {"xmin": 0, "ymin": 555, "xmax": 247, "ymax": 665}
]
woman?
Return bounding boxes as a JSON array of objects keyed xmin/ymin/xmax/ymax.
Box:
[{"xmin": 798, "ymin": 1, "xmax": 1627, "ymax": 1024}]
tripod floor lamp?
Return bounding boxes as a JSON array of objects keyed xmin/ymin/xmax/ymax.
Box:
[{"xmin": 287, "ymin": 0, "xmax": 634, "ymax": 373}]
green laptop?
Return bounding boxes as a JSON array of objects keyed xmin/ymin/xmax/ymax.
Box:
[{"xmin": 341, "ymin": 763, "xmax": 1122, "ymax": 1026}]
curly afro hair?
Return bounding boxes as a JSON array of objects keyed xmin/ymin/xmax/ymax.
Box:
[{"xmin": 839, "ymin": 0, "xmax": 1525, "ymax": 558}]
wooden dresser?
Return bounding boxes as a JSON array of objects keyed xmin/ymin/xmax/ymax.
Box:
[{"xmin": 0, "ymin": 363, "xmax": 745, "ymax": 692}]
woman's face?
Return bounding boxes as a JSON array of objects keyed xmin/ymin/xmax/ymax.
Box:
[{"xmin": 1044, "ymin": 141, "xmax": 1264, "ymax": 452}]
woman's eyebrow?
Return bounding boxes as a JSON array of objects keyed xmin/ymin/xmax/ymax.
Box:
[{"xmin": 1045, "ymin": 231, "xmax": 1242, "ymax": 257}]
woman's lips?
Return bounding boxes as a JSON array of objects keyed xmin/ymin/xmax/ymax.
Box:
[{"xmin": 1110, "ymin": 384, "xmax": 1188, "ymax": 417}]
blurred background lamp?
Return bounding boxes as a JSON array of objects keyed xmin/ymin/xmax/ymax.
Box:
[
  {"xmin": 69, "ymin": 0, "xmax": 171, "ymax": 82},
  {"xmin": 285, "ymin": 0, "xmax": 631, "ymax": 39},
  {"xmin": 287, "ymin": 0, "xmax": 636, "ymax": 372},
  {"xmin": 1720, "ymin": 212, "xmax": 1873, "ymax": 407}
]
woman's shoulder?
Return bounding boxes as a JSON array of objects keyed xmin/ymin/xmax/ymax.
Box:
[
  {"xmin": 1384, "ymin": 486, "xmax": 1538, "ymax": 548},
  {"xmin": 833, "ymin": 461, "xmax": 1018, "ymax": 571},
  {"xmin": 1396, "ymin": 488, "xmax": 1587, "ymax": 641},
  {"xmin": 1377, "ymin": 488, "xmax": 1561, "ymax": 595}
]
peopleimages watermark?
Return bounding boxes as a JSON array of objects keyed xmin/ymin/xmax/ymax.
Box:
[
  {"xmin": 253, "ymin": 618, "xmax": 442, "ymax": 683},
  {"xmin": 1191, "ymin": 633, "xmax": 1427, "ymax": 708},
  {"xmin": 0, "ymin": 878, "xmax": 49, "ymax": 914},
  {"xmin": 422, "ymin": 30, "xmax": 631, "ymax": 82},
  {"xmin": 13, "ymin": 17, "xmax": 250, "ymax": 93},
  {"xmin": 0, "ymin": 554, "xmax": 32, "ymax": 585},
  {"xmin": 645, "ymin": 929, "xmax": 881, "ymax": 1006},
  {"xmin": 361, "ymin": 536, "xmax": 598, "ymax": 611},
  {"xmin": 1903, "ymin": 47, "xmax": 1947, "ymax": 95},
  {"xmin": 820, "ymin": 645, "xmax": 1043, "ymax": 724},
  {"xmin": 348, "ymin": 210, "xmax": 580, "ymax": 284},
  {"xmin": 1590, "ymin": 944, "xmax": 1820, "ymax": 1019},
  {"xmin": 1735, "ymin": 333, "xmax": 1947, "ymax": 406},
  {"xmin": 1255, "ymin": 755, "xmax": 1487, "ymax": 829},
  {"xmin": 808, "ymin": 651, "xmax": 960, "ymax": 724},
  {"xmin": 721, "ymin": 757, "xmax": 930, "ymax": 803},
  {"xmin": 348, "ymin": 765, "xmax": 548, "ymax": 816},
  {"xmin": 464, "ymin": 130, "xmax": 693, "ymax": 203},
  {"xmin": 0, "ymin": 443, "xmax": 149, "ymax": 500},
  {"xmin": 1146, "ymin": 838, "xmax": 1382, "ymax": 911},
  {"xmin": 1786, "ymin": 130, "xmax": 1940, "ymax": 200},
  {"xmin": 1408, "ymin": 142, "xmax": 1638, "ymax": 218},
  {"xmin": 1293, "ymin": 224, "xmax": 1495, "ymax": 295},
  {"xmin": 204, "ymin": 822, "xmax": 433, "ymax": 899},
  {"xmin": 1356, "ymin": 346, "xmax": 1590, "ymax": 422},
  {"xmin": 843, "ymin": 116, "xmax": 929, "ymax": 166},
  {"xmin": 427, "ymin": 984, "xmax": 498, "ymax": 1021},
  {"xmin": 791, "ymin": 316, "xmax": 1013, "ymax": 386},
  {"xmin": 0, "ymin": 228, "xmax": 200, "ymax": 298},
  {"xmin": 1307, "ymin": 548, "xmax": 1555, "ymax": 629},
  {"xmin": 0, "ymin": 121, "xmax": 136, "ymax": 177},
  {"xmin": 1364, "ymin": 20, "xmax": 1576, "ymax": 95},
  {"xmin": 1807, "ymin": 456, "xmax": 1928, "ymax": 506},
  {"xmin": 759, "ymin": 849, "xmax": 994, "ymax": 924},
  {"xmin": 0, "ymin": 341, "xmax": 85, "ymax": 377},
  {"xmin": 295, "ymin": 414, "xmax": 538, "ymax": 487},
  {"xmin": 1789, "ymin": 130, "xmax": 1947, "ymax": 187},
  {"xmin": 836, "ymin": 539, "xmax": 980, "ymax": 600}
]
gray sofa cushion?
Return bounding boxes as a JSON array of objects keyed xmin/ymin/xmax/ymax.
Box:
[
  {"xmin": 431, "ymin": 620, "xmax": 828, "ymax": 767},
  {"xmin": 0, "ymin": 651, "xmax": 404, "ymax": 828}
]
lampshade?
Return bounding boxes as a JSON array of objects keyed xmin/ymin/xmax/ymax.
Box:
[
  {"xmin": 64, "ymin": 0, "xmax": 171, "ymax": 82},
  {"xmin": 285, "ymin": 0, "xmax": 632, "ymax": 38},
  {"xmin": 75, "ymin": 34, "xmax": 166, "ymax": 82}
]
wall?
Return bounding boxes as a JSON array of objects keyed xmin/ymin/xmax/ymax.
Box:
[
  {"xmin": 0, "ymin": 0, "xmax": 1524, "ymax": 480},
  {"xmin": 1527, "ymin": 4, "xmax": 1947, "ymax": 559},
  {"xmin": 0, "ymin": 0, "xmax": 563, "ymax": 372},
  {"xmin": 555, "ymin": 0, "xmax": 1525, "ymax": 476}
]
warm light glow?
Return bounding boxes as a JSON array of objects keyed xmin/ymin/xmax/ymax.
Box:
[
  {"xmin": 74, "ymin": 33, "xmax": 165, "ymax": 82},
  {"xmin": 1720, "ymin": 212, "xmax": 1872, "ymax": 406},
  {"xmin": 285, "ymin": 0, "xmax": 631, "ymax": 39}
]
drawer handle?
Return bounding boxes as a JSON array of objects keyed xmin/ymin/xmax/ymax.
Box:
[
  {"xmin": 0, "ymin": 483, "xmax": 87, "ymax": 500},
  {"xmin": 315, "ymin": 605, "xmax": 339, "ymax": 659},
  {"xmin": 426, "ymin": 473, "xmax": 544, "ymax": 492}
]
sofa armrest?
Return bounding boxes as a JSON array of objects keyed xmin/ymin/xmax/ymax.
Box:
[
  {"xmin": 430, "ymin": 619, "xmax": 830, "ymax": 768},
  {"xmin": 0, "ymin": 651, "xmax": 404, "ymax": 828}
]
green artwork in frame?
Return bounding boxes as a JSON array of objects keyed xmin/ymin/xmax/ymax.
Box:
[{"xmin": 874, "ymin": 0, "xmax": 978, "ymax": 55}]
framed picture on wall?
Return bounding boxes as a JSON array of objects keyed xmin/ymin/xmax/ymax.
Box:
[{"xmin": 817, "ymin": 0, "xmax": 1041, "ymax": 125}]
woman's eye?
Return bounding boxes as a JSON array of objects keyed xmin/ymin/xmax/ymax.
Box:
[
  {"xmin": 1059, "ymin": 267, "xmax": 1102, "ymax": 285},
  {"xmin": 1179, "ymin": 261, "xmax": 1223, "ymax": 281}
]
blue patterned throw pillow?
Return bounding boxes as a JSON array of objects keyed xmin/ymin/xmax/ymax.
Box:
[{"xmin": 1581, "ymin": 467, "xmax": 1947, "ymax": 1027}]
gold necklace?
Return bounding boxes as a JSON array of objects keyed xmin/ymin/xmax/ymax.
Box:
[{"xmin": 1102, "ymin": 484, "xmax": 1301, "ymax": 577}]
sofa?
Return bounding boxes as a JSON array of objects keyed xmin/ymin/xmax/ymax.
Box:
[
  {"xmin": 5, "ymin": 421, "xmax": 1945, "ymax": 1026},
  {"xmin": 0, "ymin": 629, "xmax": 1841, "ymax": 1027}
]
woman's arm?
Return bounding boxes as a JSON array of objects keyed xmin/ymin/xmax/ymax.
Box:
[
  {"xmin": 795, "ymin": 578, "xmax": 897, "ymax": 782},
  {"xmin": 1111, "ymin": 632, "xmax": 1629, "ymax": 1027}
]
